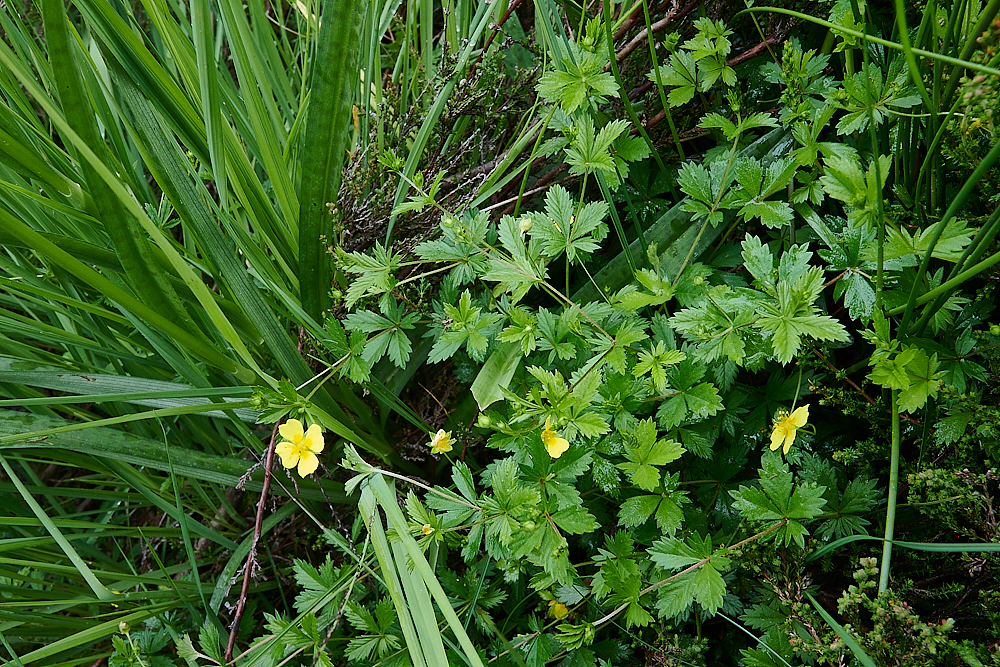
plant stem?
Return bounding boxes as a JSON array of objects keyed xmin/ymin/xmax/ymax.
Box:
[
  {"xmin": 878, "ymin": 389, "xmax": 900, "ymax": 593},
  {"xmin": 226, "ymin": 420, "xmax": 281, "ymax": 661}
]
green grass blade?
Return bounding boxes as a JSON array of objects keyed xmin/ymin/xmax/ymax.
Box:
[
  {"xmin": 0, "ymin": 454, "xmax": 114, "ymax": 601},
  {"xmin": 38, "ymin": 0, "xmax": 193, "ymax": 333},
  {"xmin": 215, "ymin": 0, "xmax": 297, "ymax": 224},
  {"xmin": 0, "ymin": 602, "xmax": 180, "ymax": 667},
  {"xmin": 0, "ymin": 206, "xmax": 251, "ymax": 381},
  {"xmin": 805, "ymin": 592, "xmax": 877, "ymax": 667},
  {"xmin": 191, "ymin": 0, "xmax": 227, "ymax": 207},
  {"xmin": 297, "ymin": 0, "xmax": 365, "ymax": 320},
  {"xmin": 367, "ymin": 474, "xmax": 487, "ymax": 667}
]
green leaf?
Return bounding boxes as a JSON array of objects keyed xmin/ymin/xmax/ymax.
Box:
[
  {"xmin": 537, "ymin": 43, "xmax": 617, "ymax": 113},
  {"xmin": 649, "ymin": 533, "xmax": 729, "ymax": 616},
  {"xmin": 616, "ymin": 419, "xmax": 685, "ymax": 491},
  {"xmin": 343, "ymin": 298, "xmax": 419, "ymax": 368},
  {"xmin": 429, "ymin": 290, "xmax": 502, "ymax": 363},
  {"xmin": 471, "ymin": 342, "xmax": 523, "ymax": 410},
  {"xmin": 897, "ymin": 348, "xmax": 943, "ymax": 413},
  {"xmin": 868, "ymin": 346, "xmax": 943, "ymax": 412},
  {"xmin": 564, "ymin": 116, "xmax": 630, "ymax": 178},
  {"xmin": 881, "ymin": 217, "xmax": 976, "ymax": 263},
  {"xmin": 933, "ymin": 411, "xmax": 974, "ymax": 446},
  {"xmin": 552, "ymin": 506, "xmax": 598, "ymax": 534},
  {"xmin": 729, "ymin": 456, "xmax": 827, "ymax": 548},
  {"xmin": 649, "ymin": 51, "xmax": 700, "ymax": 106},
  {"xmin": 633, "ymin": 342, "xmax": 686, "ymax": 393},
  {"xmin": 343, "ymin": 243, "xmax": 403, "ymax": 307},
  {"xmin": 530, "ymin": 185, "xmax": 609, "ymax": 264},
  {"xmin": 297, "ymin": 0, "xmax": 364, "ymax": 319}
]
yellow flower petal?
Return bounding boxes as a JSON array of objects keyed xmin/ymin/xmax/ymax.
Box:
[
  {"xmin": 541, "ymin": 417, "xmax": 569, "ymax": 458},
  {"xmin": 275, "ymin": 441, "xmax": 298, "ymax": 469},
  {"xmin": 297, "ymin": 451, "xmax": 319, "ymax": 477},
  {"xmin": 549, "ymin": 601, "xmax": 569, "ymax": 619},
  {"xmin": 305, "ymin": 423, "xmax": 325, "ymax": 453},
  {"xmin": 782, "ymin": 432, "xmax": 795, "ymax": 455},
  {"xmin": 545, "ymin": 434, "xmax": 570, "ymax": 458},
  {"xmin": 278, "ymin": 419, "xmax": 304, "ymax": 443},
  {"xmin": 769, "ymin": 418, "xmax": 789, "ymax": 452},
  {"xmin": 789, "ymin": 404, "xmax": 809, "ymax": 427}
]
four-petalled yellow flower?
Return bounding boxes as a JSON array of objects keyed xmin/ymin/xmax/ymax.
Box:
[
  {"xmin": 428, "ymin": 429, "xmax": 454, "ymax": 454},
  {"xmin": 541, "ymin": 417, "xmax": 569, "ymax": 458},
  {"xmin": 770, "ymin": 405, "xmax": 809, "ymax": 455},
  {"xmin": 275, "ymin": 419, "xmax": 325, "ymax": 477}
]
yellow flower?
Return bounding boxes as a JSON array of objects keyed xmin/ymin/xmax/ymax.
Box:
[
  {"xmin": 541, "ymin": 417, "xmax": 569, "ymax": 458},
  {"xmin": 275, "ymin": 419, "xmax": 325, "ymax": 477},
  {"xmin": 770, "ymin": 405, "xmax": 809, "ymax": 455},
  {"xmin": 548, "ymin": 601, "xmax": 569, "ymax": 619},
  {"xmin": 421, "ymin": 524, "xmax": 434, "ymax": 535},
  {"xmin": 428, "ymin": 429, "xmax": 454, "ymax": 454}
]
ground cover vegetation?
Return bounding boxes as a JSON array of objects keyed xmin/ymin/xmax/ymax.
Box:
[{"xmin": 1, "ymin": 0, "xmax": 1000, "ymax": 664}]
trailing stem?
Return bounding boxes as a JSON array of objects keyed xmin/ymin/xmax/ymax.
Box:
[{"xmin": 879, "ymin": 390, "xmax": 901, "ymax": 593}]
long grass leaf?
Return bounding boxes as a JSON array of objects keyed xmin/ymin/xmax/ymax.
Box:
[
  {"xmin": 0, "ymin": 454, "xmax": 113, "ymax": 601},
  {"xmin": 38, "ymin": 0, "xmax": 193, "ymax": 332},
  {"xmin": 805, "ymin": 592, "xmax": 877, "ymax": 667},
  {"xmin": 368, "ymin": 474, "xmax": 486, "ymax": 667},
  {"xmin": 297, "ymin": 0, "xmax": 365, "ymax": 320},
  {"xmin": 0, "ymin": 602, "xmax": 180, "ymax": 667},
  {"xmin": 0, "ymin": 410, "xmax": 349, "ymax": 503}
]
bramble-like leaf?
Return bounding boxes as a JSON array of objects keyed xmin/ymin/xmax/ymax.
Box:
[
  {"xmin": 564, "ymin": 116, "xmax": 630, "ymax": 179},
  {"xmin": 530, "ymin": 185, "xmax": 609, "ymax": 264},
  {"xmin": 537, "ymin": 43, "xmax": 618, "ymax": 113},
  {"xmin": 649, "ymin": 533, "xmax": 729, "ymax": 616},
  {"xmin": 729, "ymin": 455, "xmax": 827, "ymax": 548},
  {"xmin": 616, "ymin": 419, "xmax": 685, "ymax": 491}
]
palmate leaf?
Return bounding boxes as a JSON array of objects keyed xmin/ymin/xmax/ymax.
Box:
[
  {"xmin": 649, "ymin": 50, "xmax": 701, "ymax": 106},
  {"xmin": 723, "ymin": 157, "xmax": 797, "ymax": 228},
  {"xmin": 564, "ymin": 116, "xmax": 630, "ymax": 178},
  {"xmin": 483, "ymin": 215, "xmax": 545, "ymax": 301},
  {"xmin": 618, "ymin": 487, "xmax": 687, "ymax": 534},
  {"xmin": 819, "ymin": 152, "xmax": 892, "ymax": 228},
  {"xmin": 633, "ymin": 342, "xmax": 686, "ymax": 393},
  {"xmin": 616, "ymin": 419, "xmax": 685, "ymax": 491},
  {"xmin": 835, "ymin": 58, "xmax": 921, "ymax": 135},
  {"xmin": 428, "ymin": 290, "xmax": 502, "ymax": 363},
  {"xmin": 741, "ymin": 236, "xmax": 849, "ymax": 363},
  {"xmin": 676, "ymin": 158, "xmax": 735, "ymax": 226},
  {"xmin": 292, "ymin": 556, "xmax": 347, "ymax": 612},
  {"xmin": 343, "ymin": 297, "xmax": 419, "ymax": 368},
  {"xmin": 343, "ymin": 243, "xmax": 403, "ymax": 307},
  {"xmin": 655, "ymin": 358, "xmax": 723, "ymax": 427},
  {"xmin": 815, "ymin": 477, "xmax": 878, "ymax": 540},
  {"xmin": 868, "ymin": 346, "xmax": 944, "ymax": 413},
  {"xmin": 729, "ymin": 454, "xmax": 827, "ymax": 548},
  {"xmin": 529, "ymin": 185, "xmax": 609, "ymax": 264},
  {"xmin": 536, "ymin": 43, "xmax": 618, "ymax": 113},
  {"xmin": 880, "ymin": 217, "xmax": 976, "ymax": 262},
  {"xmin": 649, "ymin": 533, "xmax": 730, "ymax": 617}
]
